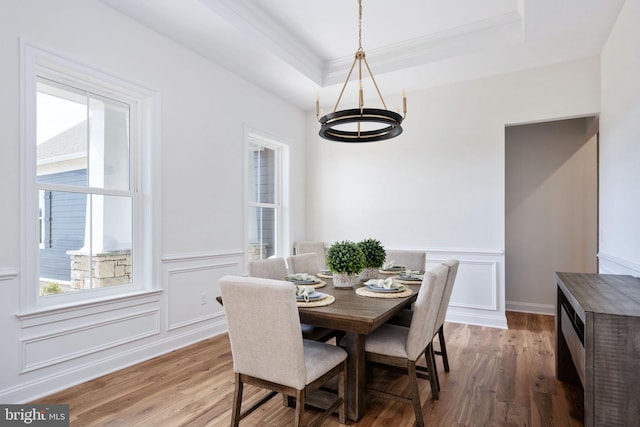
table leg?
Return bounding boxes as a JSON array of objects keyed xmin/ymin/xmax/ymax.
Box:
[{"xmin": 344, "ymin": 331, "xmax": 366, "ymax": 421}]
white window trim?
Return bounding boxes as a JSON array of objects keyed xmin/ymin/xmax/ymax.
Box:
[
  {"xmin": 18, "ymin": 41, "xmax": 161, "ymax": 316},
  {"xmin": 244, "ymin": 126, "xmax": 291, "ymax": 265}
]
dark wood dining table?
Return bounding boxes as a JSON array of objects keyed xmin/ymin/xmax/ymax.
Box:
[{"xmin": 298, "ymin": 277, "xmax": 421, "ymax": 421}]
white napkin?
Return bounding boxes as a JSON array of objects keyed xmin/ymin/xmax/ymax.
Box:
[
  {"xmin": 286, "ymin": 273, "xmax": 317, "ymax": 281},
  {"xmin": 403, "ymin": 270, "xmax": 424, "ymax": 279},
  {"xmin": 365, "ymin": 278, "xmax": 400, "ymax": 289},
  {"xmin": 296, "ymin": 285, "xmax": 314, "ymax": 302},
  {"xmin": 382, "ymin": 261, "xmax": 395, "ymax": 270}
]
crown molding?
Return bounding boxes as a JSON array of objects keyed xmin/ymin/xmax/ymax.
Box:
[
  {"xmin": 196, "ymin": 1, "xmax": 522, "ymax": 89},
  {"xmin": 198, "ymin": 0, "xmax": 325, "ymax": 85},
  {"xmin": 323, "ymin": 11, "xmax": 523, "ymax": 86}
]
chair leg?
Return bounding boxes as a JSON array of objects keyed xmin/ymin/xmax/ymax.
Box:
[
  {"xmin": 429, "ymin": 343, "xmax": 440, "ymax": 392},
  {"xmin": 425, "ymin": 344, "xmax": 439, "ymax": 400},
  {"xmin": 438, "ymin": 325, "xmax": 450, "ymax": 372},
  {"xmin": 338, "ymin": 361, "xmax": 346, "ymax": 424},
  {"xmin": 408, "ymin": 361, "xmax": 425, "ymax": 427},
  {"xmin": 294, "ymin": 388, "xmax": 305, "ymax": 427},
  {"xmin": 231, "ymin": 373, "xmax": 243, "ymax": 427}
]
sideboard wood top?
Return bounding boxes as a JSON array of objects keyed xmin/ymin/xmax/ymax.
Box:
[{"xmin": 556, "ymin": 272, "xmax": 640, "ymax": 317}]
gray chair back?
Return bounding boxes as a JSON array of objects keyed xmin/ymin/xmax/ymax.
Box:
[
  {"xmin": 293, "ymin": 241, "xmax": 327, "ymax": 270},
  {"xmin": 435, "ymin": 259, "xmax": 459, "ymax": 330},
  {"xmin": 385, "ymin": 249, "xmax": 427, "ymax": 272},
  {"xmin": 220, "ymin": 275, "xmax": 306, "ymax": 389},
  {"xmin": 406, "ymin": 264, "xmax": 449, "ymax": 361},
  {"xmin": 247, "ymin": 257, "xmax": 288, "ymax": 280},
  {"xmin": 287, "ymin": 253, "xmax": 320, "ymax": 274}
]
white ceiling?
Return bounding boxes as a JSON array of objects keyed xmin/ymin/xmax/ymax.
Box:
[{"xmin": 99, "ymin": 0, "xmax": 625, "ymax": 111}]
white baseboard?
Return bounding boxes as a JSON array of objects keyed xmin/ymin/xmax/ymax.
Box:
[
  {"xmin": 506, "ymin": 300, "xmax": 555, "ymax": 316},
  {"xmin": 446, "ymin": 310, "xmax": 508, "ymax": 329}
]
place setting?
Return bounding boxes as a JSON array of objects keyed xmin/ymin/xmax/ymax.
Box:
[
  {"xmin": 284, "ymin": 273, "xmax": 326, "ymax": 288},
  {"xmin": 295, "ymin": 285, "xmax": 335, "ymax": 307},
  {"xmin": 394, "ymin": 270, "xmax": 425, "ymax": 285},
  {"xmin": 356, "ymin": 277, "xmax": 413, "ymax": 298},
  {"xmin": 378, "ymin": 260, "xmax": 407, "ymax": 275},
  {"xmin": 316, "ymin": 269, "xmax": 333, "ymax": 279}
]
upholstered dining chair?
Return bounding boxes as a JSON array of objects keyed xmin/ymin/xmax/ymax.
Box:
[
  {"xmin": 384, "ymin": 249, "xmax": 427, "ymax": 272},
  {"xmin": 287, "ymin": 253, "xmax": 321, "ymax": 275},
  {"xmin": 220, "ymin": 276, "xmax": 346, "ymax": 426},
  {"xmin": 385, "ymin": 259, "xmax": 460, "ymax": 390},
  {"xmin": 363, "ymin": 264, "xmax": 449, "ymax": 427},
  {"xmin": 247, "ymin": 257, "xmax": 289, "ymax": 280},
  {"xmin": 247, "ymin": 257, "xmax": 339, "ymax": 343},
  {"xmin": 293, "ymin": 241, "xmax": 327, "ymax": 270},
  {"xmin": 432, "ymin": 259, "xmax": 460, "ymax": 373}
]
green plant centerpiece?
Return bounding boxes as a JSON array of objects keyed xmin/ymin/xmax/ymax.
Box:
[
  {"xmin": 326, "ymin": 240, "xmax": 365, "ymax": 288},
  {"xmin": 357, "ymin": 238, "xmax": 386, "ymax": 279}
]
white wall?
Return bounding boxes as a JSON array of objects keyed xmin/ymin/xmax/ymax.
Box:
[
  {"xmin": 505, "ymin": 119, "xmax": 598, "ymax": 315},
  {"xmin": 599, "ymin": 0, "xmax": 640, "ymax": 276},
  {"xmin": 0, "ymin": 0, "xmax": 306, "ymax": 402},
  {"xmin": 306, "ymin": 57, "xmax": 601, "ymax": 328}
]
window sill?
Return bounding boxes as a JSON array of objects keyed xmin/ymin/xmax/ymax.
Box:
[{"xmin": 16, "ymin": 289, "xmax": 163, "ymax": 328}]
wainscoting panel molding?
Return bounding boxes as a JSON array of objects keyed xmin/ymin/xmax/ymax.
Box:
[
  {"xmin": 164, "ymin": 251, "xmax": 243, "ymax": 331},
  {"xmin": 21, "ymin": 309, "xmax": 160, "ymax": 373},
  {"xmin": 426, "ymin": 248, "xmax": 506, "ymax": 329},
  {"xmin": 0, "ymin": 268, "xmax": 18, "ymax": 281}
]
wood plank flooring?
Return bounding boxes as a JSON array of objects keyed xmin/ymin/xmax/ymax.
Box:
[{"xmin": 32, "ymin": 312, "xmax": 584, "ymax": 426}]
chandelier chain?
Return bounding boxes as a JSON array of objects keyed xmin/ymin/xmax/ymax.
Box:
[{"xmin": 358, "ymin": 0, "xmax": 363, "ymax": 50}]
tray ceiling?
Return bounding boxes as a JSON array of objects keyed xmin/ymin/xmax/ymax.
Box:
[{"xmin": 100, "ymin": 0, "xmax": 625, "ymax": 110}]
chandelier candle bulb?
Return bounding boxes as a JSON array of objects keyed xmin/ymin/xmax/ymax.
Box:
[{"xmin": 403, "ymin": 91, "xmax": 407, "ymax": 115}]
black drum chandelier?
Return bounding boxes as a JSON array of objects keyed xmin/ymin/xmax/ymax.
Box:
[{"xmin": 317, "ymin": 0, "xmax": 406, "ymax": 143}]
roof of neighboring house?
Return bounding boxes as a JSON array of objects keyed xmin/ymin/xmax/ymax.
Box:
[{"xmin": 37, "ymin": 120, "xmax": 87, "ymax": 162}]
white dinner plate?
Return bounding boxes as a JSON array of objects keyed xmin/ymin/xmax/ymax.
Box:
[
  {"xmin": 296, "ymin": 291, "xmax": 326, "ymax": 301},
  {"xmin": 365, "ymin": 284, "xmax": 405, "ymax": 293},
  {"xmin": 396, "ymin": 275, "xmax": 422, "ymax": 281}
]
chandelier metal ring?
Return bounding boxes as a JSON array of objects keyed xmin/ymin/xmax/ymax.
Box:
[{"xmin": 319, "ymin": 108, "xmax": 403, "ymax": 143}]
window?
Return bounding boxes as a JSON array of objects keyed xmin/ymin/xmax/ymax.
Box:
[
  {"xmin": 246, "ymin": 131, "xmax": 289, "ymax": 261},
  {"xmin": 21, "ymin": 43, "xmax": 159, "ymax": 310}
]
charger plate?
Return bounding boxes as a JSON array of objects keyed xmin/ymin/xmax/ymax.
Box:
[
  {"xmin": 316, "ymin": 271, "xmax": 333, "ymax": 279},
  {"xmin": 296, "ymin": 294, "xmax": 335, "ymax": 307},
  {"xmin": 355, "ymin": 286, "xmax": 413, "ymax": 298}
]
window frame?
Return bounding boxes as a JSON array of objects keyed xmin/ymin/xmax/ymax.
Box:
[
  {"xmin": 244, "ymin": 128, "xmax": 290, "ymax": 263},
  {"xmin": 19, "ymin": 42, "xmax": 161, "ymax": 314},
  {"xmin": 38, "ymin": 189, "xmax": 52, "ymax": 249}
]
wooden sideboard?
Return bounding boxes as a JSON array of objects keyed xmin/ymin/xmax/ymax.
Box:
[{"xmin": 555, "ymin": 272, "xmax": 640, "ymax": 427}]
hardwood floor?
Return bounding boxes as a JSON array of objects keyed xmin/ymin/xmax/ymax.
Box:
[{"xmin": 33, "ymin": 312, "xmax": 584, "ymax": 426}]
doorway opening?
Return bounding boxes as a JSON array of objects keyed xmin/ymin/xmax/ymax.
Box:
[{"xmin": 505, "ymin": 117, "xmax": 598, "ymax": 314}]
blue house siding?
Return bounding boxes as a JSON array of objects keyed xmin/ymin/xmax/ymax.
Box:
[{"xmin": 38, "ymin": 169, "xmax": 87, "ymax": 281}]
